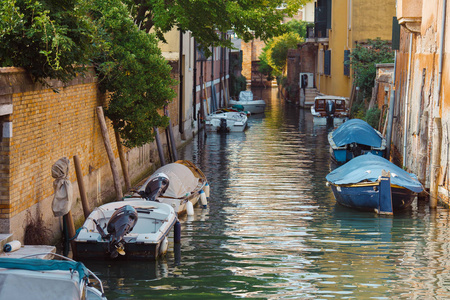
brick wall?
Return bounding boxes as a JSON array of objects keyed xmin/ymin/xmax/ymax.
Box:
[{"xmin": 0, "ymin": 67, "xmax": 179, "ymax": 242}]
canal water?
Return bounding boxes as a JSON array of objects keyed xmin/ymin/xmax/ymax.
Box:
[{"xmin": 86, "ymin": 88, "xmax": 450, "ymax": 299}]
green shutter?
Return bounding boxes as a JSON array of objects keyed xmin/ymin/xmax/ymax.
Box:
[{"xmin": 392, "ymin": 17, "xmax": 400, "ymax": 50}]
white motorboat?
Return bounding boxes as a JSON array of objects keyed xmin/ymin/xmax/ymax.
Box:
[
  {"xmin": 137, "ymin": 160, "xmax": 208, "ymax": 216},
  {"xmin": 310, "ymin": 95, "xmax": 349, "ymax": 126},
  {"xmin": 0, "ymin": 253, "xmax": 106, "ymax": 300},
  {"xmin": 205, "ymin": 110, "xmax": 248, "ymax": 132},
  {"xmin": 74, "ymin": 199, "xmax": 177, "ymax": 260},
  {"xmin": 228, "ymin": 91, "xmax": 266, "ymax": 114}
]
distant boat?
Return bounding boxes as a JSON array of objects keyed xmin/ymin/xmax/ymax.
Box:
[
  {"xmin": 328, "ymin": 118, "xmax": 386, "ymax": 165},
  {"xmin": 205, "ymin": 110, "xmax": 248, "ymax": 132},
  {"xmin": 74, "ymin": 199, "xmax": 177, "ymax": 260},
  {"xmin": 228, "ymin": 91, "xmax": 266, "ymax": 114},
  {"xmin": 326, "ymin": 153, "xmax": 423, "ymax": 214},
  {"xmin": 310, "ymin": 95, "xmax": 349, "ymax": 126},
  {"xmin": 0, "ymin": 254, "xmax": 106, "ymax": 299},
  {"xmin": 137, "ymin": 160, "xmax": 208, "ymax": 216}
]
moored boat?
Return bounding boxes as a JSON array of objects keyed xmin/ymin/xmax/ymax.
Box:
[
  {"xmin": 326, "ymin": 153, "xmax": 423, "ymax": 214},
  {"xmin": 74, "ymin": 199, "xmax": 177, "ymax": 260},
  {"xmin": 311, "ymin": 95, "xmax": 349, "ymax": 126},
  {"xmin": 137, "ymin": 160, "xmax": 208, "ymax": 216},
  {"xmin": 0, "ymin": 253, "xmax": 106, "ymax": 299},
  {"xmin": 228, "ymin": 90, "xmax": 266, "ymax": 114},
  {"xmin": 205, "ymin": 110, "xmax": 248, "ymax": 132},
  {"xmin": 328, "ymin": 118, "xmax": 386, "ymax": 165}
]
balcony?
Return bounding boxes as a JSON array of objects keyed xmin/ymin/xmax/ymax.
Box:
[{"xmin": 397, "ymin": 0, "xmax": 422, "ymax": 33}]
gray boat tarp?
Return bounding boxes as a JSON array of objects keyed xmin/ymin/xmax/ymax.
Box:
[
  {"xmin": 326, "ymin": 153, "xmax": 423, "ymax": 193},
  {"xmin": 142, "ymin": 163, "xmax": 198, "ymax": 198},
  {"xmin": 331, "ymin": 118, "xmax": 383, "ymax": 148},
  {"xmin": 51, "ymin": 157, "xmax": 74, "ymax": 217},
  {"xmin": 239, "ymin": 91, "xmax": 253, "ymax": 101}
]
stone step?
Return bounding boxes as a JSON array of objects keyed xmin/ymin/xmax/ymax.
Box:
[{"xmin": 0, "ymin": 245, "xmax": 56, "ymax": 259}]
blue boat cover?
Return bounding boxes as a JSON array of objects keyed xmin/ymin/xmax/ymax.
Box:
[
  {"xmin": 0, "ymin": 258, "xmax": 88, "ymax": 282},
  {"xmin": 331, "ymin": 119, "xmax": 383, "ymax": 147},
  {"xmin": 326, "ymin": 153, "xmax": 423, "ymax": 193}
]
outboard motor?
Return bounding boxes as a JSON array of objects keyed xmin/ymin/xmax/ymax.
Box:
[
  {"xmin": 325, "ymin": 100, "xmax": 336, "ymax": 128},
  {"xmin": 218, "ymin": 118, "xmax": 228, "ymax": 133},
  {"xmin": 104, "ymin": 205, "xmax": 138, "ymax": 258},
  {"xmin": 139, "ymin": 173, "xmax": 170, "ymax": 201}
]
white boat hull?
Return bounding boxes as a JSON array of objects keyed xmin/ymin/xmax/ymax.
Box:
[
  {"xmin": 229, "ymin": 99, "xmax": 266, "ymax": 114},
  {"xmin": 205, "ymin": 111, "xmax": 248, "ymax": 132},
  {"xmin": 74, "ymin": 199, "xmax": 177, "ymax": 260}
]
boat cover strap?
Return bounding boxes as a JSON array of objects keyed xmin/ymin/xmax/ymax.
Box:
[{"xmin": 325, "ymin": 153, "xmax": 423, "ymax": 193}]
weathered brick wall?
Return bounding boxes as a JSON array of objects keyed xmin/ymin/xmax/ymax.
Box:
[{"xmin": 0, "ymin": 66, "xmax": 179, "ymax": 242}]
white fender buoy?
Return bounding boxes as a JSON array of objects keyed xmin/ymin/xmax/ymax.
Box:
[
  {"xmin": 200, "ymin": 190, "xmax": 207, "ymax": 208},
  {"xmin": 3, "ymin": 240, "xmax": 21, "ymax": 253},
  {"xmin": 186, "ymin": 201, "xmax": 194, "ymax": 216},
  {"xmin": 204, "ymin": 182, "xmax": 210, "ymax": 198},
  {"xmin": 160, "ymin": 237, "xmax": 169, "ymax": 256}
]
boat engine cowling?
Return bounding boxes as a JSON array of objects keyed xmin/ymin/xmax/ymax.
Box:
[
  {"xmin": 106, "ymin": 205, "xmax": 138, "ymax": 258},
  {"xmin": 325, "ymin": 100, "xmax": 336, "ymax": 117},
  {"xmin": 140, "ymin": 173, "xmax": 170, "ymax": 201},
  {"xmin": 218, "ymin": 118, "xmax": 228, "ymax": 133}
]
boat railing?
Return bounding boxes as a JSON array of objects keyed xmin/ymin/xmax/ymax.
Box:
[{"xmin": 20, "ymin": 252, "xmax": 105, "ymax": 296}]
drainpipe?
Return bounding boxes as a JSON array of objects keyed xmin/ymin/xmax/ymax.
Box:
[
  {"xmin": 385, "ymin": 51, "xmax": 397, "ymax": 160},
  {"xmin": 193, "ymin": 39, "xmax": 197, "ymax": 121},
  {"xmin": 402, "ymin": 33, "xmax": 413, "ymax": 167},
  {"xmin": 179, "ymin": 30, "xmax": 184, "ymax": 134},
  {"xmin": 430, "ymin": 0, "xmax": 447, "ymax": 208}
]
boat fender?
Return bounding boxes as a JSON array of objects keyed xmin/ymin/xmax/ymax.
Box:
[
  {"xmin": 186, "ymin": 201, "xmax": 194, "ymax": 216},
  {"xmin": 204, "ymin": 182, "xmax": 210, "ymax": 198},
  {"xmin": 174, "ymin": 220, "xmax": 181, "ymax": 243},
  {"xmin": 200, "ymin": 190, "xmax": 207, "ymax": 208},
  {"xmin": 160, "ymin": 237, "xmax": 169, "ymax": 256},
  {"xmin": 3, "ymin": 240, "xmax": 21, "ymax": 253}
]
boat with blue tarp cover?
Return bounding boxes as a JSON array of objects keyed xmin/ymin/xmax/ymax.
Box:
[
  {"xmin": 326, "ymin": 153, "xmax": 423, "ymax": 214},
  {"xmin": 0, "ymin": 254, "xmax": 106, "ymax": 299},
  {"xmin": 328, "ymin": 118, "xmax": 386, "ymax": 165}
]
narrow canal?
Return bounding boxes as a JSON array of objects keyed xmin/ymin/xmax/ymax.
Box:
[{"xmin": 86, "ymin": 87, "xmax": 450, "ymax": 299}]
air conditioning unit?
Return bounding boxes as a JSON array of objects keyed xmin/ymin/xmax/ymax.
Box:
[{"xmin": 299, "ymin": 73, "xmax": 314, "ymax": 88}]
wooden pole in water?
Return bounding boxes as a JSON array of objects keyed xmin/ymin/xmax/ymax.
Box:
[
  {"xmin": 114, "ymin": 130, "xmax": 131, "ymax": 192},
  {"xmin": 430, "ymin": 117, "xmax": 442, "ymax": 208},
  {"xmin": 73, "ymin": 155, "xmax": 90, "ymax": 219},
  {"xmin": 165, "ymin": 109, "xmax": 179, "ymax": 162},
  {"xmin": 64, "ymin": 212, "xmax": 77, "ymax": 257},
  {"xmin": 96, "ymin": 106, "xmax": 123, "ymax": 201}
]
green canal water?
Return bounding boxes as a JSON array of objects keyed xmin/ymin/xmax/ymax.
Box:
[{"xmin": 85, "ymin": 88, "xmax": 450, "ymax": 299}]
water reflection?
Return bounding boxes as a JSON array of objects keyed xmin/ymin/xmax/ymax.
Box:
[{"xmin": 87, "ymin": 87, "xmax": 450, "ymax": 299}]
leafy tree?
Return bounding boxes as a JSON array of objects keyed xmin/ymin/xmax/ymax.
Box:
[
  {"xmin": 265, "ymin": 32, "xmax": 304, "ymax": 77},
  {"xmin": 125, "ymin": 0, "xmax": 307, "ymax": 55},
  {"xmin": 92, "ymin": 0, "xmax": 177, "ymax": 148},
  {"xmin": 0, "ymin": 0, "xmax": 94, "ymax": 84},
  {"xmin": 350, "ymin": 38, "xmax": 394, "ymax": 98}
]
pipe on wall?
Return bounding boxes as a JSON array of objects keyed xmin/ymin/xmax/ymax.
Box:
[
  {"xmin": 403, "ymin": 33, "xmax": 413, "ymax": 167},
  {"xmin": 179, "ymin": 30, "xmax": 184, "ymax": 134}
]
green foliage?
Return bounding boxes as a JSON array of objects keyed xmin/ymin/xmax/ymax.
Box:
[
  {"xmin": 92, "ymin": 0, "xmax": 176, "ymax": 148},
  {"xmin": 283, "ymin": 19, "xmax": 310, "ymax": 39},
  {"xmin": 364, "ymin": 107, "xmax": 381, "ymax": 129},
  {"xmin": 350, "ymin": 38, "xmax": 394, "ymax": 98},
  {"xmin": 126, "ymin": 0, "xmax": 309, "ymax": 56},
  {"xmin": 0, "ymin": 0, "xmax": 95, "ymax": 84},
  {"xmin": 230, "ymin": 74, "xmax": 247, "ymax": 98}
]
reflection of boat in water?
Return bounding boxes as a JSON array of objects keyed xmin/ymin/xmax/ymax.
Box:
[
  {"xmin": 0, "ymin": 253, "xmax": 106, "ymax": 299},
  {"xmin": 311, "ymin": 95, "xmax": 349, "ymax": 126},
  {"xmin": 205, "ymin": 110, "xmax": 248, "ymax": 132},
  {"xmin": 74, "ymin": 199, "xmax": 177, "ymax": 260},
  {"xmin": 326, "ymin": 154, "xmax": 423, "ymax": 214},
  {"xmin": 328, "ymin": 118, "xmax": 386, "ymax": 165},
  {"xmin": 137, "ymin": 160, "xmax": 208, "ymax": 216},
  {"xmin": 228, "ymin": 91, "xmax": 266, "ymax": 114}
]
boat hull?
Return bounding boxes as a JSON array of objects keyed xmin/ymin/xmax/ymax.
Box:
[
  {"xmin": 329, "ymin": 182, "xmax": 415, "ymax": 212},
  {"xmin": 75, "ymin": 240, "xmax": 161, "ymax": 260},
  {"xmin": 331, "ymin": 148, "xmax": 385, "ymax": 165},
  {"xmin": 229, "ymin": 99, "xmax": 266, "ymax": 114}
]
